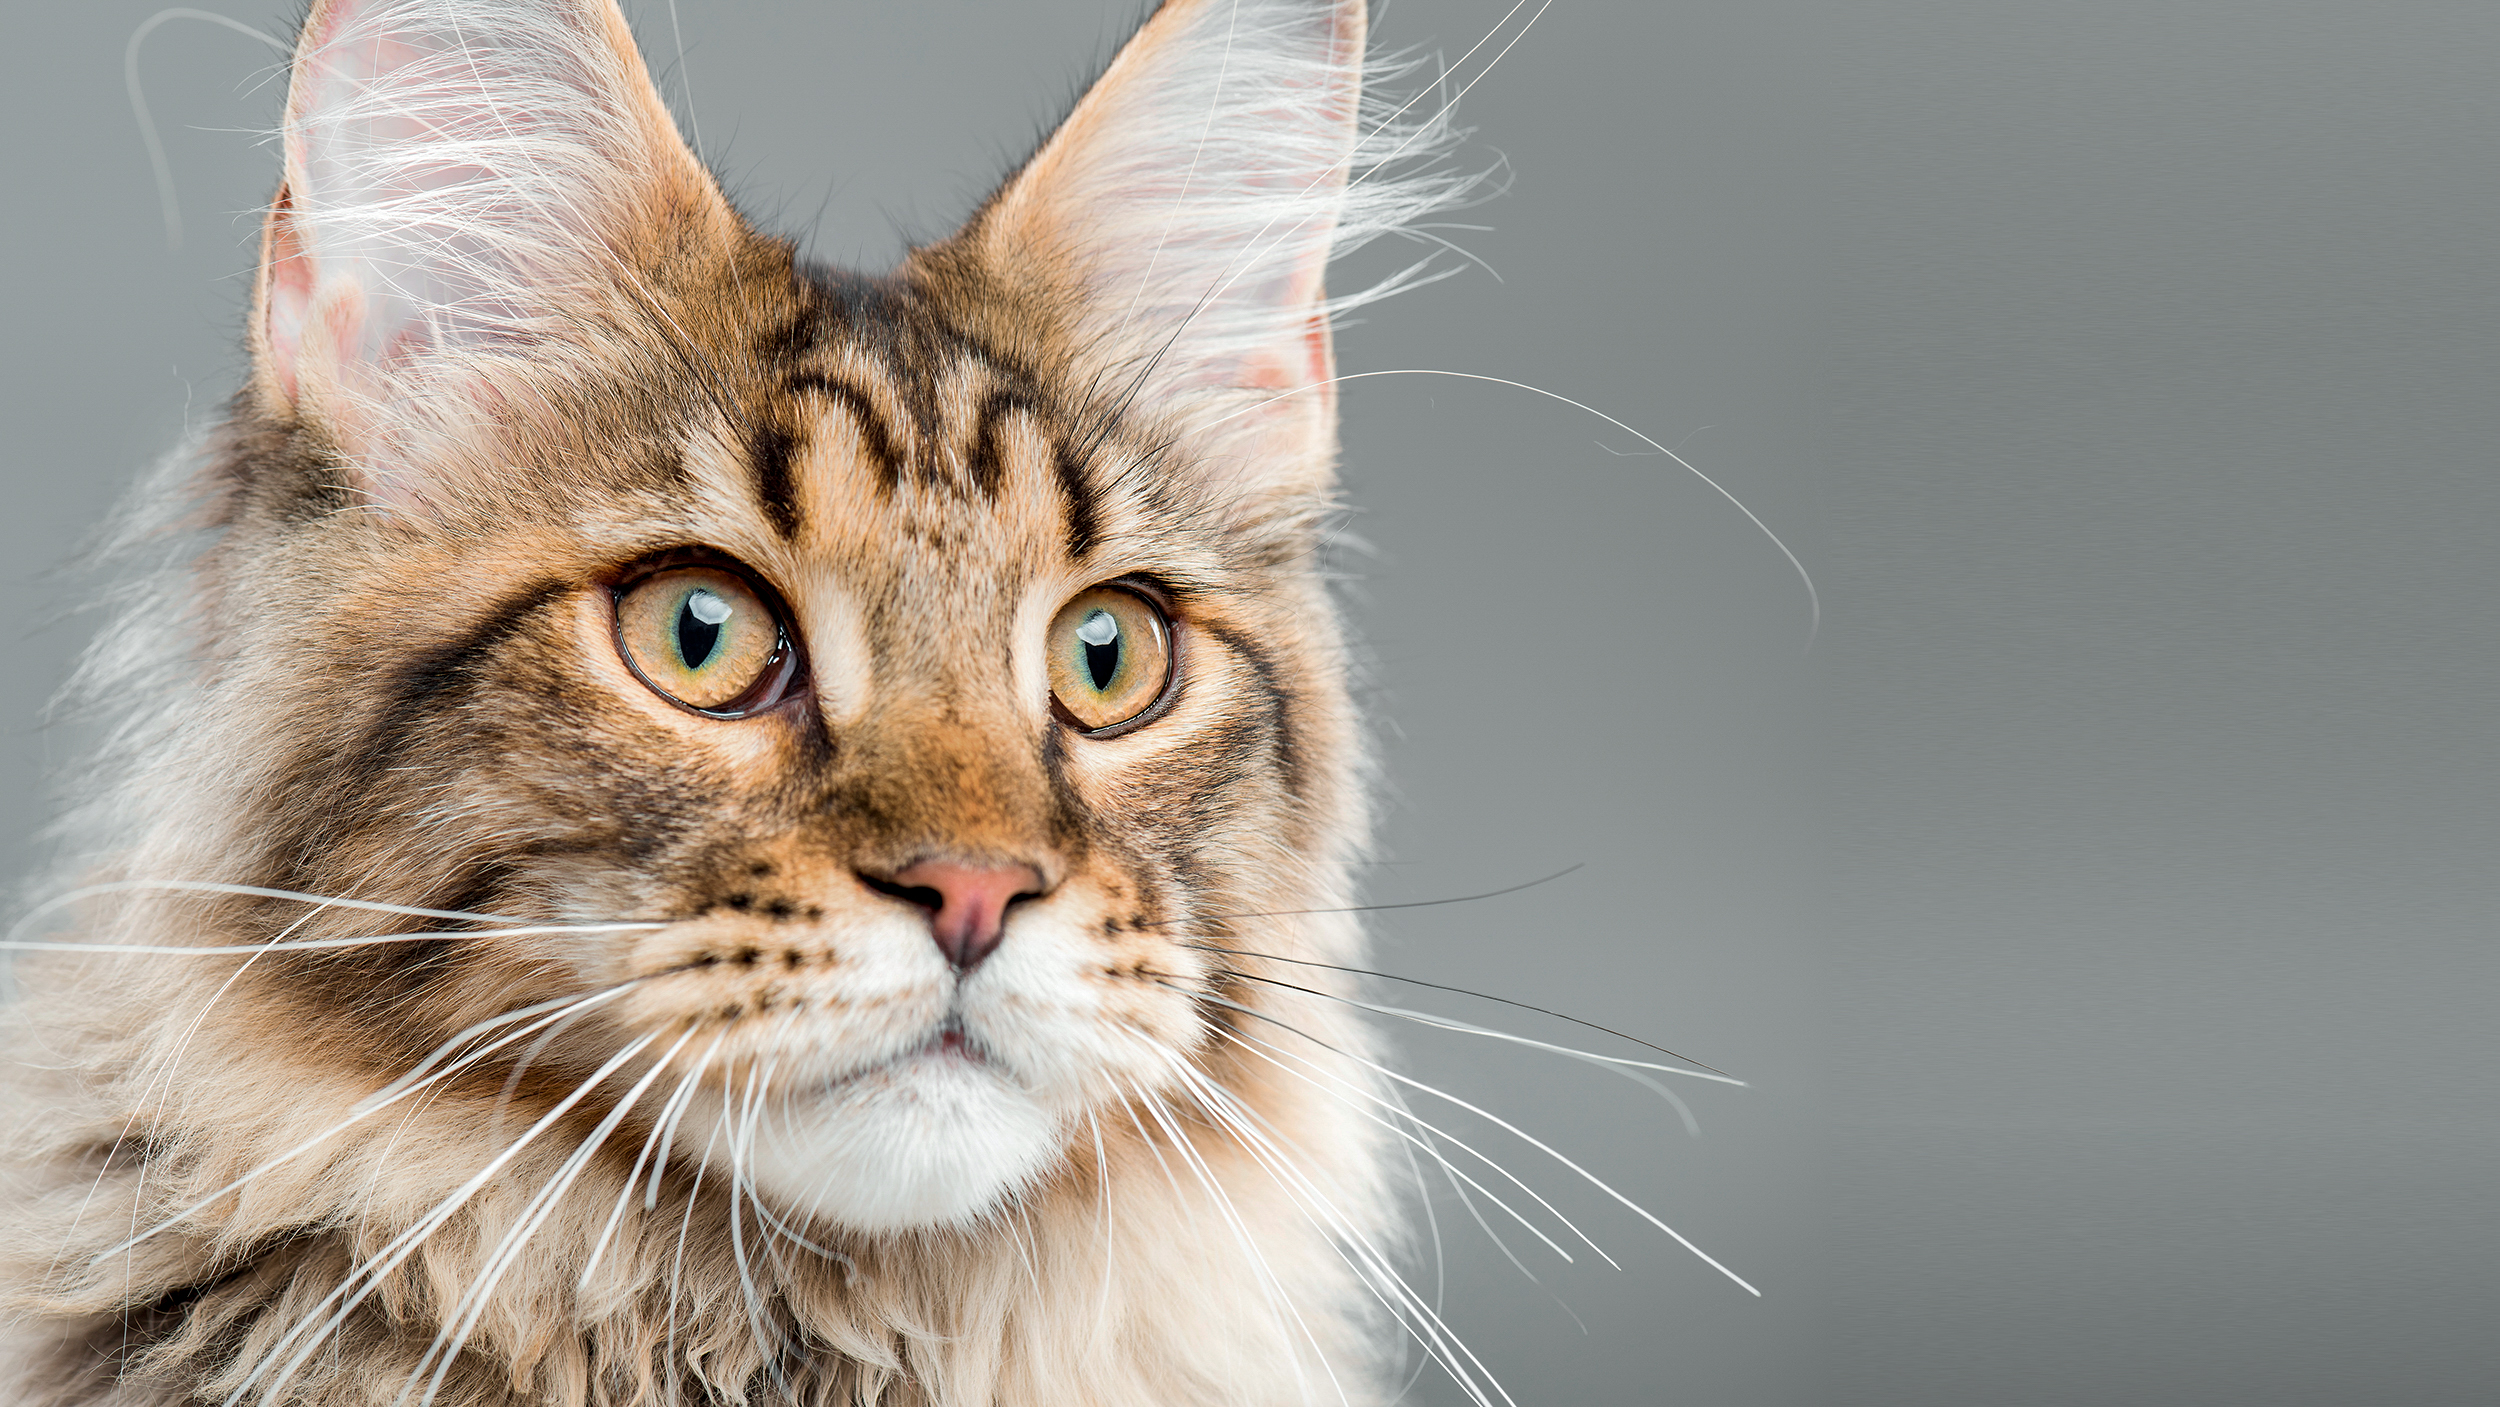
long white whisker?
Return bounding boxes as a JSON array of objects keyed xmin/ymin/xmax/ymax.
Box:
[
  {"xmin": 96, "ymin": 982, "xmax": 640, "ymax": 1264},
  {"xmin": 1, "ymin": 921, "xmax": 666, "ymax": 958},
  {"xmin": 1181, "ymin": 985, "xmax": 1763, "ymax": 1297},
  {"xmin": 663, "ymin": 1111, "xmax": 721, "ymax": 1401},
  {"xmin": 7, "ymin": 879, "xmax": 600, "ymax": 942},
  {"xmin": 1168, "ymin": 1063, "xmax": 1510, "ymax": 1407},
  {"xmin": 645, "ymin": 1035, "xmax": 716, "ymax": 1211},
  {"xmin": 232, "ymin": 1030, "xmax": 663, "ymax": 1406},
  {"xmin": 1208, "ymin": 367, "xmax": 1818, "ymax": 641},
  {"xmin": 55, "ymin": 896, "xmax": 338, "ymax": 1291},
  {"xmin": 124, "ymin": 7, "xmax": 289, "ymax": 251},
  {"xmin": 1214, "ymin": 1025, "xmax": 1580, "ymax": 1265},
  {"xmin": 583, "ymin": 1031, "xmax": 724, "ymax": 1287},
  {"xmin": 358, "ymin": 983, "xmax": 640, "ymax": 1115},
  {"xmin": 1086, "ymin": 1110, "xmax": 1118, "ymax": 1352},
  {"xmin": 1134, "ymin": 1083, "xmax": 1347, "ymax": 1407},
  {"xmin": 1215, "ymin": 962, "xmax": 1739, "ymax": 1088},
  {"xmin": 1215, "ymin": 968, "xmax": 1713, "ymax": 1134},
  {"xmin": 1388, "ymin": 1085, "xmax": 1455, "ymax": 1402},
  {"xmin": 724, "ymin": 1058, "xmax": 798, "ymax": 1386},
  {"xmin": 1172, "ymin": 985, "xmax": 1614, "ymax": 1266},
  {"xmin": 398, "ymin": 1027, "xmax": 694, "ymax": 1407},
  {"xmin": 1361, "ymin": 999, "xmax": 1705, "ymax": 1135}
]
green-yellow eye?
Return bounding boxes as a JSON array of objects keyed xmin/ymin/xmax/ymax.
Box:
[
  {"xmin": 1047, "ymin": 586, "xmax": 1173, "ymax": 733},
  {"xmin": 615, "ymin": 567, "xmax": 786, "ymax": 712}
]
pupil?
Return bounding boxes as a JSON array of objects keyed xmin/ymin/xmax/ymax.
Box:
[
  {"xmin": 676, "ymin": 594, "xmax": 723, "ymax": 670},
  {"xmin": 1085, "ymin": 637, "xmax": 1120, "ymax": 692}
]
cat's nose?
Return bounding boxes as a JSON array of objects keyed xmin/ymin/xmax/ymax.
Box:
[{"xmin": 873, "ymin": 858, "xmax": 1047, "ymax": 973}]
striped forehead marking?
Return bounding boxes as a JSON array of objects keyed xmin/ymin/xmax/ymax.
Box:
[{"xmin": 746, "ymin": 358, "xmax": 1103, "ymax": 563}]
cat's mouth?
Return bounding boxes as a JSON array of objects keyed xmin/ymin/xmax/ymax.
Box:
[{"xmin": 816, "ymin": 1014, "xmax": 999, "ymax": 1092}]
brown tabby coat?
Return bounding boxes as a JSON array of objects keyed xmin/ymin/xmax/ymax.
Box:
[{"xmin": 0, "ymin": 1, "xmax": 1474, "ymax": 1403}]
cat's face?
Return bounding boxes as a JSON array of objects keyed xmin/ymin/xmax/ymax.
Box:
[
  {"xmin": 237, "ymin": 273, "xmax": 1350, "ymax": 1231},
  {"xmin": 171, "ymin": 0, "xmax": 1421, "ymax": 1235}
]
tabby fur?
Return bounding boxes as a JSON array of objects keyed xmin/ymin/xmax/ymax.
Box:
[{"xmin": 0, "ymin": 1, "xmax": 1478, "ymax": 1403}]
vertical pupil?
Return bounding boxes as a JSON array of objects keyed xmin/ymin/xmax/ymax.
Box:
[
  {"xmin": 1077, "ymin": 608, "xmax": 1121, "ymax": 692},
  {"xmin": 676, "ymin": 589, "xmax": 726, "ymax": 669}
]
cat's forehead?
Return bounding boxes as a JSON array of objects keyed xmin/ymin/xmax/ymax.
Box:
[{"xmin": 639, "ymin": 268, "xmax": 1217, "ymax": 601}]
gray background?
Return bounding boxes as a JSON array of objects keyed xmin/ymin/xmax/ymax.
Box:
[{"xmin": 4, "ymin": 2, "xmax": 2491, "ymax": 1404}]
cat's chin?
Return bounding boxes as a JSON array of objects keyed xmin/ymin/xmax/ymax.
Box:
[{"xmin": 737, "ymin": 1046, "xmax": 1063, "ymax": 1233}]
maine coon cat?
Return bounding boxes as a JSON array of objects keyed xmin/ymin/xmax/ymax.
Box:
[
  {"xmin": 0, "ymin": 1, "xmax": 1744, "ymax": 1403},
  {"xmin": 0, "ymin": 0, "xmax": 1456, "ymax": 1401}
]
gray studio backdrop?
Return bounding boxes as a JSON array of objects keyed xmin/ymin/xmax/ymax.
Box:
[{"xmin": 2, "ymin": 3, "xmax": 2488, "ymax": 1405}]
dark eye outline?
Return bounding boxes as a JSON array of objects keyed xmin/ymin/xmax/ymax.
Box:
[
  {"xmin": 608, "ymin": 549, "xmax": 808, "ymax": 720},
  {"xmin": 1047, "ymin": 578, "xmax": 1182, "ymax": 740}
]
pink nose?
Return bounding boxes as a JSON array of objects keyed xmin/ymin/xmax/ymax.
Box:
[{"xmin": 885, "ymin": 858, "xmax": 1045, "ymax": 972}]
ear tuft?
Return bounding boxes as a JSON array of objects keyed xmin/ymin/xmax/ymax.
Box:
[
  {"xmin": 945, "ymin": 0, "xmax": 1481, "ymax": 493},
  {"xmin": 255, "ymin": 0, "xmax": 723, "ymax": 508}
]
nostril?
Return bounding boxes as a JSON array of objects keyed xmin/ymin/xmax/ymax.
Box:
[
  {"xmin": 877, "ymin": 858, "xmax": 1049, "ymax": 973},
  {"xmin": 857, "ymin": 872, "xmax": 944, "ymax": 914}
]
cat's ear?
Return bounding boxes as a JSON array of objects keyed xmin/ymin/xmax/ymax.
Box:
[
  {"xmin": 254, "ymin": 0, "xmax": 731, "ymax": 510},
  {"xmin": 945, "ymin": 0, "xmax": 1388, "ymax": 496}
]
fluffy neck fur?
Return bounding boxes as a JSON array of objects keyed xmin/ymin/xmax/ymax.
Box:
[{"xmin": 0, "ymin": 2, "xmax": 1482, "ymax": 1404}]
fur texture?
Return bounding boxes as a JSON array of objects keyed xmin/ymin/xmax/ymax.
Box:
[{"xmin": 0, "ymin": 2, "xmax": 1485, "ymax": 1404}]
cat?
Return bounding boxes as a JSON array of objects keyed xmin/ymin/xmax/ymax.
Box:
[{"xmin": 0, "ymin": 0, "xmax": 1513, "ymax": 1403}]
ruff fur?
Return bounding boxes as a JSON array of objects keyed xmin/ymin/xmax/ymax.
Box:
[{"xmin": 0, "ymin": 1, "xmax": 1486, "ymax": 1404}]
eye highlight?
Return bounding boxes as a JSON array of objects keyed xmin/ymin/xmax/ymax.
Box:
[
  {"xmin": 614, "ymin": 565, "xmax": 792, "ymax": 714},
  {"xmin": 1047, "ymin": 586, "xmax": 1173, "ymax": 733}
]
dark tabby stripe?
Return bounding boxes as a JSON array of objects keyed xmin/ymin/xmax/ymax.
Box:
[
  {"xmin": 966, "ymin": 390, "xmax": 1032, "ymax": 499},
  {"xmin": 1200, "ymin": 622, "xmax": 1301, "ymax": 803},
  {"xmin": 748, "ymin": 422, "xmax": 803, "ymax": 538},
  {"xmin": 1054, "ymin": 442, "xmax": 1100, "ymax": 559},
  {"xmin": 785, "ymin": 373, "xmax": 902, "ymax": 492}
]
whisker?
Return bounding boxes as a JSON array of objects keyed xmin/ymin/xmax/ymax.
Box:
[
  {"xmin": 7, "ymin": 879, "xmax": 605, "ymax": 941},
  {"xmin": 1143, "ymin": 862, "xmax": 1584, "ymax": 932},
  {"xmin": 398, "ymin": 1028, "xmax": 695, "ymax": 1407},
  {"xmin": 1211, "ymin": 968, "xmax": 1712, "ymax": 1136},
  {"xmin": 645, "ymin": 1036, "xmax": 717, "ymax": 1211},
  {"xmin": 1207, "ymin": 961, "xmax": 1740, "ymax": 1092},
  {"xmin": 1086, "ymin": 1111, "xmax": 1117, "ymax": 1352},
  {"xmin": 1218, "ymin": 367, "xmax": 1821, "ymax": 640},
  {"xmin": 662, "ymin": 1111, "xmax": 720, "ymax": 1402},
  {"xmin": 233, "ymin": 1030, "xmax": 665, "ymax": 1407},
  {"xmin": 0, "ymin": 921, "xmax": 666, "ymax": 959},
  {"xmin": 1387, "ymin": 1086, "xmax": 1456, "ymax": 1403},
  {"xmin": 65, "ymin": 898, "xmax": 340, "ymax": 1285},
  {"xmin": 1120, "ymin": 1086, "xmax": 1332, "ymax": 1405},
  {"xmin": 97, "ymin": 982, "xmax": 643, "ymax": 1264},
  {"xmin": 123, "ymin": 7, "xmax": 289, "ymax": 251},
  {"xmin": 724, "ymin": 1058, "xmax": 803, "ymax": 1388},
  {"xmin": 1133, "ymin": 1083, "xmax": 1349, "ymax": 1407},
  {"xmin": 1166, "ymin": 982, "xmax": 1762, "ymax": 1296},
  {"xmin": 1208, "ymin": 1021, "xmax": 1592, "ymax": 1267},
  {"xmin": 1166, "ymin": 1064, "xmax": 1512, "ymax": 1407},
  {"xmin": 584, "ymin": 1033, "xmax": 724, "ymax": 1287},
  {"xmin": 1177, "ymin": 933, "xmax": 1737, "ymax": 1081},
  {"xmin": 747, "ymin": 1192, "xmax": 854, "ymax": 1273},
  {"xmin": 357, "ymin": 984, "xmax": 644, "ymax": 1116}
]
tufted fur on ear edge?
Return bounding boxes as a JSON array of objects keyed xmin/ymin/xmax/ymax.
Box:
[
  {"xmin": 933, "ymin": 0, "xmax": 1481, "ymax": 502},
  {"xmin": 252, "ymin": 0, "xmax": 736, "ymax": 515}
]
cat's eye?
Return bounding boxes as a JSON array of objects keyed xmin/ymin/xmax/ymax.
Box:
[
  {"xmin": 1047, "ymin": 586, "xmax": 1173, "ymax": 734},
  {"xmin": 614, "ymin": 566, "xmax": 795, "ymax": 715}
]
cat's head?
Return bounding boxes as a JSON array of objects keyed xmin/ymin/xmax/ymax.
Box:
[{"xmin": 127, "ymin": 0, "xmax": 1457, "ymax": 1234}]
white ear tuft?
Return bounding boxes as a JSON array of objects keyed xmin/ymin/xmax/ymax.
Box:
[
  {"xmin": 257, "ymin": 0, "xmax": 717, "ymax": 505},
  {"xmin": 971, "ymin": 0, "xmax": 1477, "ymax": 489}
]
